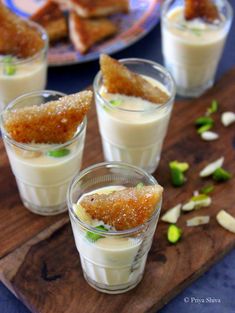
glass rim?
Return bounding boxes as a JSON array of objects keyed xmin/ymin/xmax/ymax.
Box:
[
  {"xmin": 67, "ymin": 161, "xmax": 162, "ymax": 236},
  {"xmin": 0, "ymin": 90, "xmax": 87, "ymax": 151},
  {"xmin": 161, "ymin": 0, "xmax": 233, "ymax": 31},
  {"xmin": 93, "ymin": 58, "xmax": 176, "ymax": 113},
  {"xmin": 0, "ymin": 19, "xmax": 48, "ymax": 65}
]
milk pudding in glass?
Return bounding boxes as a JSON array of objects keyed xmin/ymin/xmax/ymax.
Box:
[
  {"xmin": 94, "ymin": 57, "xmax": 175, "ymax": 174},
  {"xmin": 0, "ymin": 20, "xmax": 48, "ymax": 111},
  {"xmin": 67, "ymin": 162, "xmax": 163, "ymax": 294},
  {"xmin": 161, "ymin": 0, "xmax": 233, "ymax": 97},
  {"xmin": 1, "ymin": 90, "xmax": 92, "ymax": 215}
]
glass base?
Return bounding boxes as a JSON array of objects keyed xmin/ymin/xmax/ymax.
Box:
[
  {"xmin": 22, "ymin": 198, "xmax": 67, "ymax": 216},
  {"xmin": 83, "ymin": 271, "xmax": 143, "ymax": 294},
  {"xmin": 176, "ymin": 79, "xmax": 214, "ymax": 98},
  {"xmin": 101, "ymin": 138, "xmax": 161, "ymax": 174}
]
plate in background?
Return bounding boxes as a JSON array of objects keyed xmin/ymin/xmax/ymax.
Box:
[{"xmin": 3, "ymin": 0, "xmax": 162, "ymax": 66}]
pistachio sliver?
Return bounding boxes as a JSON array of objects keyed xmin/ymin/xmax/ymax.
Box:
[
  {"xmin": 197, "ymin": 124, "xmax": 213, "ymax": 134},
  {"xmin": 167, "ymin": 224, "xmax": 182, "ymax": 244},
  {"xmin": 207, "ymin": 100, "xmax": 219, "ymax": 115},
  {"xmin": 200, "ymin": 184, "xmax": 214, "ymax": 195},
  {"xmin": 195, "ymin": 116, "xmax": 214, "ymax": 127},
  {"xmin": 86, "ymin": 225, "xmax": 109, "ymax": 242},
  {"xmin": 3, "ymin": 56, "xmax": 16, "ymax": 76},
  {"xmin": 47, "ymin": 148, "xmax": 70, "ymax": 158},
  {"xmin": 109, "ymin": 99, "xmax": 122, "ymax": 106},
  {"xmin": 212, "ymin": 167, "xmax": 232, "ymax": 182}
]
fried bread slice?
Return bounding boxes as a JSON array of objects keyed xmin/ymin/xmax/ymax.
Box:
[
  {"xmin": 3, "ymin": 91, "xmax": 92, "ymax": 144},
  {"xmin": 185, "ymin": 0, "xmax": 220, "ymax": 23},
  {"xmin": 69, "ymin": 12, "xmax": 117, "ymax": 53},
  {"xmin": 80, "ymin": 185, "xmax": 163, "ymax": 230},
  {"xmin": 70, "ymin": 0, "xmax": 129, "ymax": 18},
  {"xmin": 100, "ymin": 54, "xmax": 169, "ymax": 105},
  {"xmin": 31, "ymin": 1, "xmax": 68, "ymax": 42},
  {"xmin": 0, "ymin": 3, "xmax": 44, "ymax": 58}
]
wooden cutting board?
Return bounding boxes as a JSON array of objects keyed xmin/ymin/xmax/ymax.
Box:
[{"xmin": 0, "ymin": 69, "xmax": 235, "ymax": 313}]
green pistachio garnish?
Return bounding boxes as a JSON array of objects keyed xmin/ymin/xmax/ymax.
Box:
[
  {"xmin": 3, "ymin": 56, "xmax": 16, "ymax": 76},
  {"xmin": 212, "ymin": 168, "xmax": 232, "ymax": 182},
  {"xmin": 207, "ymin": 100, "xmax": 219, "ymax": 115},
  {"xmin": 109, "ymin": 99, "xmax": 122, "ymax": 107},
  {"xmin": 169, "ymin": 161, "xmax": 189, "ymax": 187},
  {"xmin": 86, "ymin": 225, "xmax": 109, "ymax": 242},
  {"xmin": 200, "ymin": 184, "xmax": 214, "ymax": 195},
  {"xmin": 195, "ymin": 116, "xmax": 214, "ymax": 127},
  {"xmin": 197, "ymin": 124, "xmax": 213, "ymax": 134},
  {"xmin": 167, "ymin": 224, "xmax": 182, "ymax": 244},
  {"xmin": 47, "ymin": 148, "xmax": 70, "ymax": 158},
  {"xmin": 136, "ymin": 182, "xmax": 144, "ymax": 189}
]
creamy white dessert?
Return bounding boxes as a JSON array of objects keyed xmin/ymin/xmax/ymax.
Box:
[
  {"xmin": 161, "ymin": 5, "xmax": 231, "ymax": 97},
  {"xmin": 95, "ymin": 77, "xmax": 172, "ymax": 174},
  {"xmin": 0, "ymin": 59, "xmax": 47, "ymax": 110},
  {"xmin": 71, "ymin": 186, "xmax": 153, "ymax": 292},
  {"xmin": 6, "ymin": 139, "xmax": 85, "ymax": 215}
]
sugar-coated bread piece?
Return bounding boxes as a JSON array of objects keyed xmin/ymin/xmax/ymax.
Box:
[
  {"xmin": 31, "ymin": 0, "xmax": 68, "ymax": 42},
  {"xmin": 0, "ymin": 3, "xmax": 44, "ymax": 58},
  {"xmin": 185, "ymin": 0, "xmax": 220, "ymax": 23},
  {"xmin": 3, "ymin": 91, "xmax": 92, "ymax": 144},
  {"xmin": 69, "ymin": 12, "xmax": 117, "ymax": 54},
  {"xmin": 80, "ymin": 185, "xmax": 163, "ymax": 230},
  {"xmin": 100, "ymin": 54, "xmax": 169, "ymax": 105},
  {"xmin": 70, "ymin": 0, "xmax": 129, "ymax": 18},
  {"xmin": 52, "ymin": 0, "xmax": 71, "ymax": 10}
]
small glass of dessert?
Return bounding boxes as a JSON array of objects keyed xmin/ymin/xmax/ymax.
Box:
[
  {"xmin": 161, "ymin": 0, "xmax": 233, "ymax": 97},
  {"xmin": 0, "ymin": 90, "xmax": 92, "ymax": 215},
  {"xmin": 94, "ymin": 55, "xmax": 175, "ymax": 174},
  {"xmin": 0, "ymin": 4, "xmax": 49, "ymax": 111},
  {"xmin": 67, "ymin": 162, "xmax": 163, "ymax": 294}
]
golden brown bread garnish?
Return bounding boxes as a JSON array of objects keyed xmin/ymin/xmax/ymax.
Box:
[
  {"xmin": 80, "ymin": 185, "xmax": 163, "ymax": 230},
  {"xmin": 31, "ymin": 1, "xmax": 68, "ymax": 42},
  {"xmin": 0, "ymin": 3, "xmax": 45, "ymax": 58},
  {"xmin": 100, "ymin": 54, "xmax": 169, "ymax": 105},
  {"xmin": 3, "ymin": 91, "xmax": 92, "ymax": 144},
  {"xmin": 69, "ymin": 12, "xmax": 117, "ymax": 54},
  {"xmin": 70, "ymin": 0, "xmax": 129, "ymax": 18},
  {"xmin": 184, "ymin": 0, "xmax": 220, "ymax": 23}
]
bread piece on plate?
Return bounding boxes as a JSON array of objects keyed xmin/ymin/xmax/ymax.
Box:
[
  {"xmin": 100, "ymin": 54, "xmax": 170, "ymax": 105},
  {"xmin": 0, "ymin": 3, "xmax": 44, "ymax": 58},
  {"xmin": 52, "ymin": 0, "xmax": 71, "ymax": 10},
  {"xmin": 31, "ymin": 1, "xmax": 68, "ymax": 42},
  {"xmin": 69, "ymin": 12, "xmax": 117, "ymax": 53},
  {"xmin": 185, "ymin": 0, "xmax": 220, "ymax": 23},
  {"xmin": 70, "ymin": 0, "xmax": 129, "ymax": 18}
]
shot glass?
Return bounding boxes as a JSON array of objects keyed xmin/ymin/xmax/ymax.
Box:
[
  {"xmin": 0, "ymin": 90, "xmax": 87, "ymax": 216},
  {"xmin": 94, "ymin": 59, "xmax": 175, "ymax": 174},
  {"xmin": 67, "ymin": 162, "xmax": 162, "ymax": 294},
  {"xmin": 0, "ymin": 20, "xmax": 48, "ymax": 111},
  {"xmin": 161, "ymin": 0, "xmax": 233, "ymax": 97}
]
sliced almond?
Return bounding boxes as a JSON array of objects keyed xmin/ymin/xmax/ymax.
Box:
[
  {"xmin": 201, "ymin": 131, "xmax": 219, "ymax": 141},
  {"xmin": 216, "ymin": 210, "xmax": 235, "ymax": 233},
  {"xmin": 187, "ymin": 216, "xmax": 210, "ymax": 227},
  {"xmin": 161, "ymin": 204, "xmax": 182, "ymax": 224},
  {"xmin": 199, "ymin": 157, "xmax": 224, "ymax": 177},
  {"xmin": 182, "ymin": 201, "xmax": 195, "ymax": 211},
  {"xmin": 221, "ymin": 112, "xmax": 235, "ymax": 127}
]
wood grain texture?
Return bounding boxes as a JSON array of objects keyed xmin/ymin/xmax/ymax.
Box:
[{"xmin": 0, "ymin": 69, "xmax": 235, "ymax": 313}]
